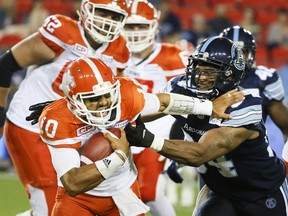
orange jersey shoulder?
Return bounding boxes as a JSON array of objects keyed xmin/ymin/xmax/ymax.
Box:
[
  {"xmin": 39, "ymin": 98, "xmax": 92, "ymax": 149},
  {"xmin": 151, "ymin": 43, "xmax": 188, "ymax": 71},
  {"xmin": 103, "ymin": 35, "xmax": 130, "ymax": 66},
  {"xmin": 119, "ymin": 77, "xmax": 145, "ymax": 121},
  {"xmin": 39, "ymin": 14, "xmax": 85, "ymax": 56}
]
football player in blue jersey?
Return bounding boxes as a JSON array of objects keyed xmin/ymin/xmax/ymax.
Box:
[
  {"xmin": 219, "ymin": 25, "xmax": 288, "ymax": 173},
  {"xmin": 107, "ymin": 36, "xmax": 288, "ymax": 216}
]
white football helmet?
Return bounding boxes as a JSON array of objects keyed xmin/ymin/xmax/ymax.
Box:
[
  {"xmin": 79, "ymin": 0, "xmax": 128, "ymax": 43},
  {"xmin": 124, "ymin": 0, "xmax": 160, "ymax": 52},
  {"xmin": 62, "ymin": 57, "xmax": 121, "ymax": 128}
]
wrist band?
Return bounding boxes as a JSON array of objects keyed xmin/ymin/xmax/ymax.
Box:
[
  {"xmin": 115, "ymin": 149, "xmax": 128, "ymax": 161},
  {"xmin": 95, "ymin": 152, "xmax": 124, "ymax": 179},
  {"xmin": 150, "ymin": 136, "xmax": 165, "ymax": 152}
]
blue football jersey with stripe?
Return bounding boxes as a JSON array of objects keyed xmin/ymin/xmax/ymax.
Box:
[
  {"xmin": 165, "ymin": 75, "xmax": 286, "ymax": 201},
  {"xmin": 241, "ymin": 65, "xmax": 285, "ymax": 121}
]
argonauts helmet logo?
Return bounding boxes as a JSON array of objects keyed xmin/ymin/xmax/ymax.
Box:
[{"xmin": 231, "ymin": 43, "xmax": 245, "ymax": 71}]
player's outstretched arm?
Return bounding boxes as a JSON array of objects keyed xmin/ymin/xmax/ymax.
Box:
[
  {"xmin": 154, "ymin": 89, "xmax": 244, "ymax": 119},
  {"xmin": 123, "ymin": 116, "xmax": 257, "ymax": 166}
]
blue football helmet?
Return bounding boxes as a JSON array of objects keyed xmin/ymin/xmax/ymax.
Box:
[
  {"xmin": 220, "ymin": 25, "xmax": 256, "ymax": 73},
  {"xmin": 186, "ymin": 36, "xmax": 245, "ymax": 100}
]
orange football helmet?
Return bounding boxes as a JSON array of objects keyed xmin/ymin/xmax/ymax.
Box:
[
  {"xmin": 124, "ymin": 0, "xmax": 160, "ymax": 52},
  {"xmin": 79, "ymin": 0, "xmax": 128, "ymax": 43},
  {"xmin": 62, "ymin": 57, "xmax": 121, "ymax": 128}
]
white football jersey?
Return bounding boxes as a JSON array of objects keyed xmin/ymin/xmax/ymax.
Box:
[
  {"xmin": 124, "ymin": 43, "xmax": 188, "ymax": 94},
  {"xmin": 7, "ymin": 14, "xmax": 130, "ymax": 133},
  {"xmin": 124, "ymin": 43, "xmax": 189, "ymax": 154}
]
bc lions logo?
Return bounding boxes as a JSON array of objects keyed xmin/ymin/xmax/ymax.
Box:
[{"xmin": 66, "ymin": 71, "xmax": 76, "ymax": 90}]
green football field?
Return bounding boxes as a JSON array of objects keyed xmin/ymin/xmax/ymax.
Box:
[
  {"xmin": 0, "ymin": 171, "xmax": 196, "ymax": 216},
  {"xmin": 0, "ymin": 172, "xmax": 30, "ymax": 216}
]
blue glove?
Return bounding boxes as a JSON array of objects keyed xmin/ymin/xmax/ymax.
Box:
[{"xmin": 165, "ymin": 161, "xmax": 183, "ymax": 184}]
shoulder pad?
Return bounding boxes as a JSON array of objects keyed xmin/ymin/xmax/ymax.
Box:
[
  {"xmin": 220, "ymin": 93, "xmax": 263, "ymax": 127},
  {"xmin": 119, "ymin": 77, "xmax": 145, "ymax": 121}
]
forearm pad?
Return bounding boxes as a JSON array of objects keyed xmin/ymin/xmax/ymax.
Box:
[
  {"xmin": 163, "ymin": 93, "xmax": 212, "ymax": 116},
  {"xmin": 0, "ymin": 50, "xmax": 22, "ymax": 87}
]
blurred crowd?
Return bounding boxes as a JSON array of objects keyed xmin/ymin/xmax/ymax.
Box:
[
  {"xmin": 0, "ymin": 0, "xmax": 80, "ymax": 50},
  {"xmin": 156, "ymin": 0, "xmax": 288, "ymax": 68},
  {"xmin": 0, "ymin": 0, "xmax": 287, "ymax": 67},
  {"xmin": 0, "ymin": 0, "xmax": 287, "ymax": 168},
  {"xmin": 0, "ymin": 0, "xmax": 287, "ymax": 213}
]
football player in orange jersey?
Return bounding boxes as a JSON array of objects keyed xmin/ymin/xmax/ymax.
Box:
[
  {"xmin": 39, "ymin": 57, "xmax": 149, "ymax": 216},
  {"xmin": 122, "ymin": 0, "xmax": 188, "ymax": 215},
  {"xmin": 37, "ymin": 56, "xmax": 243, "ymax": 215},
  {"xmin": 0, "ymin": 0, "xmax": 130, "ymax": 215}
]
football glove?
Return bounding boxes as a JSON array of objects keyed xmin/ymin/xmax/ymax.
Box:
[
  {"xmin": 26, "ymin": 100, "xmax": 54, "ymax": 125},
  {"xmin": 124, "ymin": 115, "xmax": 155, "ymax": 148},
  {"xmin": 165, "ymin": 161, "xmax": 184, "ymax": 184}
]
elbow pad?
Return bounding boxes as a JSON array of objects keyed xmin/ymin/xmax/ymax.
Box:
[{"xmin": 0, "ymin": 49, "xmax": 22, "ymax": 87}]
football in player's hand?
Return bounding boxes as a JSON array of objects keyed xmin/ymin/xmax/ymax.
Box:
[{"xmin": 80, "ymin": 128, "xmax": 121, "ymax": 166}]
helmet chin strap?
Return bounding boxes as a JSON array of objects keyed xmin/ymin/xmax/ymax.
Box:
[{"xmin": 108, "ymin": 108, "xmax": 117, "ymax": 122}]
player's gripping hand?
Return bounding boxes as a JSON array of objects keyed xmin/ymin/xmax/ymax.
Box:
[
  {"xmin": 26, "ymin": 101, "xmax": 54, "ymax": 125},
  {"xmin": 124, "ymin": 115, "xmax": 155, "ymax": 148}
]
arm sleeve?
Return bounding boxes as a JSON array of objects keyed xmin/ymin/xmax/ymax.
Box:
[
  {"xmin": 48, "ymin": 145, "xmax": 80, "ymax": 178},
  {"xmin": 141, "ymin": 92, "xmax": 161, "ymax": 116}
]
